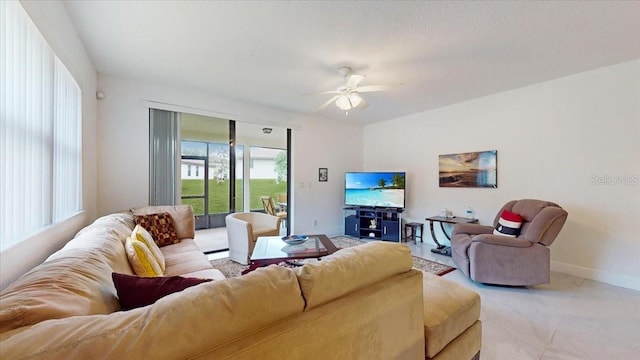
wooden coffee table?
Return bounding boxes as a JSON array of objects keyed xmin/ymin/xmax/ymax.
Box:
[{"xmin": 244, "ymin": 234, "xmax": 338, "ymax": 274}]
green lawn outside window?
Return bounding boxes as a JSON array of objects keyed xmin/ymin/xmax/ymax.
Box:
[{"xmin": 181, "ymin": 179, "xmax": 287, "ymax": 215}]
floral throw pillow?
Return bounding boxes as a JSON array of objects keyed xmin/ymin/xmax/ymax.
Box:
[{"xmin": 135, "ymin": 212, "xmax": 179, "ymax": 247}]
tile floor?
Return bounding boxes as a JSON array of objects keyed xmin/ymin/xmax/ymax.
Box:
[
  {"xmin": 195, "ymin": 229, "xmax": 640, "ymax": 359},
  {"xmin": 407, "ymin": 240, "xmax": 640, "ymax": 360}
]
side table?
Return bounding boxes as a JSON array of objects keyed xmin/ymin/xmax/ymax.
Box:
[
  {"xmin": 403, "ymin": 222, "xmax": 424, "ymax": 244},
  {"xmin": 425, "ymin": 216, "xmax": 479, "ymax": 256}
]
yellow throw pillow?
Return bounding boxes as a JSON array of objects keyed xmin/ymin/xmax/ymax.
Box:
[
  {"xmin": 125, "ymin": 237, "xmax": 163, "ymax": 277},
  {"xmin": 132, "ymin": 224, "xmax": 166, "ymax": 273}
]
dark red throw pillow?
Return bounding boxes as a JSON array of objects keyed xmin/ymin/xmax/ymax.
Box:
[
  {"xmin": 135, "ymin": 212, "xmax": 179, "ymax": 247},
  {"xmin": 112, "ymin": 272, "xmax": 212, "ymax": 310}
]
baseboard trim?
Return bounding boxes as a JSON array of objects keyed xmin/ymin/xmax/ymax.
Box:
[{"xmin": 551, "ymin": 261, "xmax": 640, "ymax": 291}]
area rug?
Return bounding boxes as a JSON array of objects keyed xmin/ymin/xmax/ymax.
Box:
[{"xmin": 210, "ymin": 236, "xmax": 455, "ymax": 278}]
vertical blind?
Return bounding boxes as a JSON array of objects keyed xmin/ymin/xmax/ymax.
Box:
[
  {"xmin": 0, "ymin": 1, "xmax": 82, "ymax": 251},
  {"xmin": 149, "ymin": 108, "xmax": 179, "ymax": 206}
]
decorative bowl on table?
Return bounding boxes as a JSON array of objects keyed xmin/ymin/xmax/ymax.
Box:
[{"xmin": 281, "ymin": 235, "xmax": 308, "ymax": 245}]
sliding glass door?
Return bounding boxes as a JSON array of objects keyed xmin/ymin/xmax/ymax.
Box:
[
  {"xmin": 151, "ymin": 110, "xmax": 290, "ymax": 252},
  {"xmin": 248, "ymin": 146, "xmax": 287, "ymax": 227},
  {"xmin": 176, "ymin": 114, "xmax": 289, "ymax": 251},
  {"xmin": 180, "ymin": 114, "xmax": 233, "ymax": 231}
]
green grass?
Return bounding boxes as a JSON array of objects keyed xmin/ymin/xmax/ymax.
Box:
[{"xmin": 181, "ymin": 179, "xmax": 286, "ymax": 215}]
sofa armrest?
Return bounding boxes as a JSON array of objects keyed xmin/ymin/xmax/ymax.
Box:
[
  {"xmin": 452, "ymin": 223, "xmax": 494, "ymax": 236},
  {"xmin": 472, "ymin": 234, "xmax": 533, "ymax": 248}
]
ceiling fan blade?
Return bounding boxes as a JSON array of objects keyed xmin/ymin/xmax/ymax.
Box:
[
  {"xmin": 301, "ymin": 90, "xmax": 341, "ymax": 96},
  {"xmin": 355, "ymin": 98, "xmax": 369, "ymax": 109},
  {"xmin": 345, "ymin": 74, "xmax": 366, "ymax": 88},
  {"xmin": 314, "ymin": 95, "xmax": 340, "ymax": 112},
  {"xmin": 356, "ymin": 84, "xmax": 398, "ymax": 93}
]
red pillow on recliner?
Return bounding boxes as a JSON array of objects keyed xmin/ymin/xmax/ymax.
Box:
[
  {"xmin": 493, "ymin": 210, "xmax": 523, "ymax": 237},
  {"xmin": 112, "ymin": 272, "xmax": 212, "ymax": 310}
]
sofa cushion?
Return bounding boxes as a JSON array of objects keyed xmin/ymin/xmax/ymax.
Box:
[
  {"xmin": 48, "ymin": 227, "xmax": 133, "ymax": 275},
  {"xmin": 125, "ymin": 237, "xmax": 163, "ymax": 277},
  {"xmin": 0, "ymin": 266, "xmax": 305, "ymax": 359},
  {"xmin": 161, "ymin": 239, "xmax": 216, "ymax": 277},
  {"xmin": 131, "ymin": 224, "xmax": 166, "ymax": 272},
  {"xmin": 87, "ymin": 212, "xmax": 135, "ymax": 236},
  {"xmin": 134, "ymin": 212, "xmax": 180, "ymax": 247},
  {"xmin": 493, "ymin": 210, "xmax": 523, "ymax": 237},
  {"xmin": 295, "ymin": 241, "xmax": 413, "ymax": 310},
  {"xmin": 49, "ymin": 213, "xmax": 135, "ymax": 276},
  {"xmin": 0, "ymin": 249, "xmax": 120, "ymax": 333},
  {"xmin": 422, "ymin": 272, "xmax": 481, "ymax": 358},
  {"xmin": 112, "ymin": 272, "xmax": 212, "ymax": 310},
  {"xmin": 131, "ymin": 205, "xmax": 195, "ymax": 240}
]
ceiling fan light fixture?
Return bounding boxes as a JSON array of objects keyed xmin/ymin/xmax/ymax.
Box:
[
  {"xmin": 348, "ymin": 93, "xmax": 362, "ymax": 108},
  {"xmin": 336, "ymin": 92, "xmax": 363, "ymax": 110},
  {"xmin": 335, "ymin": 94, "xmax": 351, "ymax": 110}
]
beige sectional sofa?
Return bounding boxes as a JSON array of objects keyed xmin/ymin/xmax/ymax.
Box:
[{"xmin": 0, "ymin": 206, "xmax": 481, "ymax": 359}]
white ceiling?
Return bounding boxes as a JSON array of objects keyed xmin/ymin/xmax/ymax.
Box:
[{"xmin": 62, "ymin": 0, "xmax": 640, "ymax": 124}]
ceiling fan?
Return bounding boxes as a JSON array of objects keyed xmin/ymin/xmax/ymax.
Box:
[{"xmin": 310, "ymin": 66, "xmax": 395, "ymax": 114}]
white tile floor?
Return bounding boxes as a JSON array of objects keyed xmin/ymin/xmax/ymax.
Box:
[
  {"xmin": 196, "ymin": 229, "xmax": 640, "ymax": 359},
  {"xmin": 406, "ymin": 240, "xmax": 640, "ymax": 360}
]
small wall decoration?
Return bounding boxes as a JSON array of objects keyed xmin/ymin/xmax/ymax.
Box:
[
  {"xmin": 439, "ymin": 150, "xmax": 497, "ymax": 188},
  {"xmin": 319, "ymin": 168, "xmax": 328, "ymax": 182}
]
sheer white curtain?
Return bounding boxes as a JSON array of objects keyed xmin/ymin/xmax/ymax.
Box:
[{"xmin": 0, "ymin": 1, "xmax": 82, "ymax": 251}]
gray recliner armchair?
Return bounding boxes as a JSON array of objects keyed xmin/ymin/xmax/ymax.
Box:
[{"xmin": 451, "ymin": 199, "xmax": 568, "ymax": 286}]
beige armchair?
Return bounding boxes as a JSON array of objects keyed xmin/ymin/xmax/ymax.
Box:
[
  {"xmin": 225, "ymin": 212, "xmax": 282, "ymax": 265},
  {"xmin": 451, "ymin": 199, "xmax": 568, "ymax": 286}
]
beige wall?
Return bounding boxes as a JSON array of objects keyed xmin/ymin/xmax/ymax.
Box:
[
  {"xmin": 1, "ymin": 1, "xmax": 98, "ymax": 290},
  {"xmin": 363, "ymin": 60, "xmax": 640, "ymax": 290},
  {"xmin": 96, "ymin": 75, "xmax": 363, "ymax": 237}
]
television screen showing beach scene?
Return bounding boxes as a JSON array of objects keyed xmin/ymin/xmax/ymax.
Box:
[
  {"xmin": 345, "ymin": 172, "xmax": 406, "ymax": 208},
  {"xmin": 439, "ymin": 150, "xmax": 497, "ymax": 188}
]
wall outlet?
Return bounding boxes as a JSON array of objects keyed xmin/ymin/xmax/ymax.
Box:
[{"xmin": 314, "ymin": 220, "xmax": 318, "ymax": 226}]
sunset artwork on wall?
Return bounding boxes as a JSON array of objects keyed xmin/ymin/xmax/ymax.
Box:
[{"xmin": 439, "ymin": 150, "xmax": 497, "ymax": 188}]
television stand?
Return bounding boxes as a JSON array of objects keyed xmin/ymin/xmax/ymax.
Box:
[{"xmin": 344, "ymin": 207, "xmax": 402, "ymax": 242}]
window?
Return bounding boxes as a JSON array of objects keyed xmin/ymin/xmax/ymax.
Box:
[{"xmin": 0, "ymin": 1, "xmax": 82, "ymax": 251}]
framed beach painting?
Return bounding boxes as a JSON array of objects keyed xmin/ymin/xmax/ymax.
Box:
[{"xmin": 439, "ymin": 150, "xmax": 497, "ymax": 188}]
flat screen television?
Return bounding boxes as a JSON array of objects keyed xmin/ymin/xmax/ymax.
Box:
[{"xmin": 345, "ymin": 172, "xmax": 406, "ymax": 209}]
